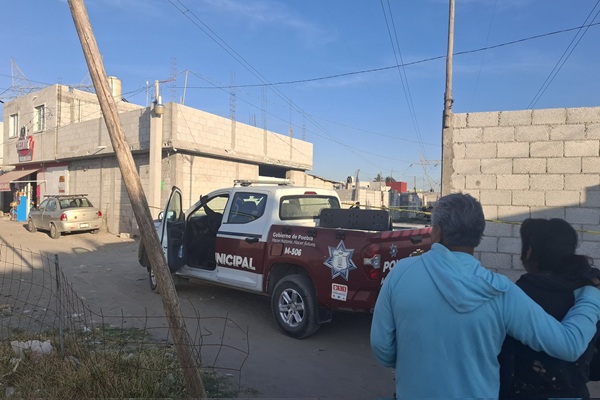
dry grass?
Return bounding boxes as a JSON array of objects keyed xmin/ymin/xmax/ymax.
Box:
[{"xmin": 0, "ymin": 325, "xmax": 237, "ymax": 398}]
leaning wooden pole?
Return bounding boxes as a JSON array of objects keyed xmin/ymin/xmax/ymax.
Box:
[{"xmin": 67, "ymin": 1, "xmax": 207, "ymax": 398}]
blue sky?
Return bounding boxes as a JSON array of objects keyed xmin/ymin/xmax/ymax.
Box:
[{"xmin": 1, "ymin": 0, "xmax": 599, "ymax": 189}]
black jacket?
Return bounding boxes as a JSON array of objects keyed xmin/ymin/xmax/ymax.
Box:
[{"xmin": 499, "ymin": 268, "xmax": 600, "ymax": 399}]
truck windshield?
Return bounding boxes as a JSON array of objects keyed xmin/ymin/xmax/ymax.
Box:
[{"xmin": 279, "ymin": 195, "xmax": 340, "ymax": 220}]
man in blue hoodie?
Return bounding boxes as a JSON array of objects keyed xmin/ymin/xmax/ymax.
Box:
[{"xmin": 370, "ymin": 193, "xmax": 600, "ymax": 399}]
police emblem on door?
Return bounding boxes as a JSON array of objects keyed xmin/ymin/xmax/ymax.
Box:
[{"xmin": 323, "ymin": 240, "xmax": 357, "ymax": 281}]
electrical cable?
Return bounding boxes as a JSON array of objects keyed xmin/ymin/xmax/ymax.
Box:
[
  {"xmin": 527, "ymin": 1, "xmax": 600, "ymax": 108},
  {"xmin": 167, "ymin": 0, "xmax": 387, "ymax": 173},
  {"xmin": 380, "ymin": 0, "xmax": 433, "ymax": 188},
  {"xmin": 469, "ymin": 0, "xmax": 498, "ymax": 109},
  {"xmin": 169, "ymin": 20, "xmax": 600, "ymax": 90}
]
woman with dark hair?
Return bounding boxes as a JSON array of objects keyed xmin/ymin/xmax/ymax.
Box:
[{"xmin": 499, "ymin": 218, "xmax": 600, "ymax": 399}]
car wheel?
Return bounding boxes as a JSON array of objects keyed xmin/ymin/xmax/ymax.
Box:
[
  {"xmin": 49, "ymin": 224, "xmax": 61, "ymax": 240},
  {"xmin": 271, "ymin": 274, "xmax": 320, "ymax": 339},
  {"xmin": 27, "ymin": 219, "xmax": 37, "ymax": 233},
  {"xmin": 90, "ymin": 229, "xmax": 100, "ymax": 235}
]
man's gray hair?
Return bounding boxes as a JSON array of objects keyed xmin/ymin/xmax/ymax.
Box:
[{"xmin": 431, "ymin": 193, "xmax": 485, "ymax": 248}]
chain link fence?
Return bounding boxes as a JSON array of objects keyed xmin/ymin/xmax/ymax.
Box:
[{"xmin": 0, "ymin": 243, "xmax": 249, "ymax": 398}]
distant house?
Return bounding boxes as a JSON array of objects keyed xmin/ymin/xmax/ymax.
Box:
[{"xmin": 1, "ymin": 78, "xmax": 318, "ymax": 234}]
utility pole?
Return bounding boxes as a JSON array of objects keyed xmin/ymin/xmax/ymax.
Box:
[
  {"xmin": 441, "ymin": 0, "xmax": 455, "ymax": 195},
  {"xmin": 67, "ymin": 1, "xmax": 207, "ymax": 398},
  {"xmin": 443, "ymin": 0, "xmax": 455, "ymax": 130}
]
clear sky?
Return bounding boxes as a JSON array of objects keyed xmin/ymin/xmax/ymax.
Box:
[{"xmin": 1, "ymin": 0, "xmax": 599, "ymax": 190}]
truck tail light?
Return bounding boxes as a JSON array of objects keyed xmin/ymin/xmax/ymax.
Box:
[
  {"xmin": 60, "ymin": 213, "xmax": 68, "ymax": 221},
  {"xmin": 97, "ymin": 211, "xmax": 103, "ymax": 218},
  {"xmin": 362, "ymin": 243, "xmax": 381, "ymax": 280}
]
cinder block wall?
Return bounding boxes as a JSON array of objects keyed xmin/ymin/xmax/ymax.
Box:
[
  {"xmin": 286, "ymin": 170, "xmax": 339, "ymax": 189},
  {"xmin": 448, "ymin": 107, "xmax": 600, "ymax": 276},
  {"xmin": 170, "ymin": 104, "xmax": 313, "ymax": 170}
]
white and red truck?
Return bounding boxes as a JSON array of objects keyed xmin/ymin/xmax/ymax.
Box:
[{"xmin": 139, "ymin": 180, "xmax": 431, "ymax": 338}]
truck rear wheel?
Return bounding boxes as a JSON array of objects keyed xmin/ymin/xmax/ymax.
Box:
[{"xmin": 271, "ymin": 274, "xmax": 320, "ymax": 339}]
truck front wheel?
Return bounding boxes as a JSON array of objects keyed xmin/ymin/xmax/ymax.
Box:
[
  {"xmin": 271, "ymin": 274, "xmax": 320, "ymax": 339},
  {"xmin": 148, "ymin": 268, "xmax": 159, "ymax": 293},
  {"xmin": 148, "ymin": 267, "xmax": 181, "ymax": 294}
]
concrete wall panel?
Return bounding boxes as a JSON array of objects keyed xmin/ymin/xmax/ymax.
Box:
[{"xmin": 449, "ymin": 106, "xmax": 600, "ymax": 273}]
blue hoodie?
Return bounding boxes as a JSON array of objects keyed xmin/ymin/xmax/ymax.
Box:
[{"xmin": 370, "ymin": 243, "xmax": 600, "ymax": 399}]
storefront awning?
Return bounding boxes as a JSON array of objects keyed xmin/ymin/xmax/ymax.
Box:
[{"xmin": 0, "ymin": 169, "xmax": 39, "ymax": 192}]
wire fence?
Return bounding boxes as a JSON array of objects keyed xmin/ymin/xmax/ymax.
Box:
[{"xmin": 0, "ymin": 243, "xmax": 249, "ymax": 398}]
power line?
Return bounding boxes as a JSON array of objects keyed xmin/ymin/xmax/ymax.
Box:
[
  {"xmin": 381, "ymin": 0, "xmax": 431, "ymax": 188},
  {"xmin": 183, "ymin": 68, "xmax": 441, "ymax": 149},
  {"xmin": 167, "ymin": 0, "xmax": 389, "ymax": 173},
  {"xmin": 469, "ymin": 0, "xmax": 498, "ymax": 109},
  {"xmin": 527, "ymin": 1, "xmax": 600, "ymax": 108},
  {"xmin": 1, "ymin": 20, "xmax": 598, "ymax": 96},
  {"xmin": 170, "ymin": 20, "xmax": 600, "ymax": 90}
]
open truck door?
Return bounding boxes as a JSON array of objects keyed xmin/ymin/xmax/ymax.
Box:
[{"xmin": 159, "ymin": 186, "xmax": 186, "ymax": 273}]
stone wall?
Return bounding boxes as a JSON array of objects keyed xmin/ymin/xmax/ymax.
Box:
[{"xmin": 445, "ymin": 107, "xmax": 600, "ymax": 276}]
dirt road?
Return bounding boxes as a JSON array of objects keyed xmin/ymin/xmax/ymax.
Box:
[
  {"xmin": 0, "ymin": 218, "xmax": 394, "ymax": 399},
  {"xmin": 3, "ymin": 217, "xmax": 599, "ymax": 399}
]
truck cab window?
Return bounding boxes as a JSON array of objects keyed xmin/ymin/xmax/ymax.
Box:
[{"xmin": 228, "ymin": 192, "xmax": 267, "ymax": 224}]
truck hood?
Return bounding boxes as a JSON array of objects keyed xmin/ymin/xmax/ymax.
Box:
[{"xmin": 421, "ymin": 243, "xmax": 511, "ymax": 313}]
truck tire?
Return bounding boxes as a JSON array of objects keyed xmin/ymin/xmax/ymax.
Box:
[
  {"xmin": 148, "ymin": 268, "xmax": 181, "ymax": 294},
  {"xmin": 271, "ymin": 274, "xmax": 320, "ymax": 339},
  {"xmin": 50, "ymin": 224, "xmax": 61, "ymax": 239},
  {"xmin": 149, "ymin": 268, "xmax": 160, "ymax": 294}
]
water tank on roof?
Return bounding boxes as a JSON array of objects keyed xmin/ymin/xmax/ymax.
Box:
[{"xmin": 107, "ymin": 76, "xmax": 122, "ymax": 101}]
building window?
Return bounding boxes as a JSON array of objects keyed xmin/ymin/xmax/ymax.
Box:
[
  {"xmin": 34, "ymin": 105, "xmax": 45, "ymax": 132},
  {"xmin": 9, "ymin": 113, "xmax": 19, "ymax": 137}
]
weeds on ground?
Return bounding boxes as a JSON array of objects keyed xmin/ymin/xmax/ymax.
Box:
[{"xmin": 0, "ymin": 325, "xmax": 237, "ymax": 398}]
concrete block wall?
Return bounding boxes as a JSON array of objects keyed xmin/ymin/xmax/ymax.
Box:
[
  {"xmin": 286, "ymin": 170, "xmax": 339, "ymax": 189},
  {"xmin": 3, "ymin": 107, "xmax": 150, "ymax": 165},
  {"xmin": 70, "ymin": 154, "xmax": 150, "ymax": 236},
  {"xmin": 176, "ymin": 153, "xmax": 258, "ymax": 210},
  {"xmin": 448, "ymin": 106, "xmax": 600, "ymax": 273},
  {"xmin": 4, "ymin": 85, "xmax": 148, "ymax": 166},
  {"xmin": 336, "ymin": 188, "xmax": 389, "ymax": 209},
  {"xmin": 171, "ymin": 104, "xmax": 312, "ymax": 169},
  {"xmin": 0, "ymin": 121, "xmax": 3, "ymax": 167},
  {"xmin": 57, "ymin": 85, "xmax": 142, "ymax": 126},
  {"xmin": 3, "ymin": 85, "xmax": 143, "ymax": 158},
  {"xmin": 172, "ymin": 104, "xmax": 231, "ymax": 149}
]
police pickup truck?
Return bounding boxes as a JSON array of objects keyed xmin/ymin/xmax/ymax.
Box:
[{"xmin": 139, "ymin": 180, "xmax": 431, "ymax": 338}]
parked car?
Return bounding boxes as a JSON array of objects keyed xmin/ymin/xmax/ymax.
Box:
[{"xmin": 27, "ymin": 194, "xmax": 103, "ymax": 239}]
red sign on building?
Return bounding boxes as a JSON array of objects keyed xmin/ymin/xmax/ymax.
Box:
[{"xmin": 16, "ymin": 128, "xmax": 34, "ymax": 162}]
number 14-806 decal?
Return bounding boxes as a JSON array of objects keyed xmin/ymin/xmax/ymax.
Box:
[{"xmin": 283, "ymin": 247, "xmax": 302, "ymax": 256}]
